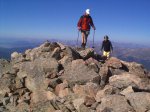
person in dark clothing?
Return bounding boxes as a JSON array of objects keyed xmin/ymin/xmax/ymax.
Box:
[
  {"xmin": 77, "ymin": 9, "xmax": 96, "ymax": 48},
  {"xmin": 101, "ymin": 35, "xmax": 113, "ymax": 59}
]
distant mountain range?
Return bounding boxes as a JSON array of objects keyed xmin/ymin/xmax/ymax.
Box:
[{"xmin": 0, "ymin": 37, "xmax": 150, "ymax": 71}]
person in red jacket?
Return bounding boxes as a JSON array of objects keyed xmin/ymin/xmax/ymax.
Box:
[{"xmin": 77, "ymin": 9, "xmax": 96, "ymax": 48}]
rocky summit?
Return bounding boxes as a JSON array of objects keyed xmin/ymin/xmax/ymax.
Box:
[{"xmin": 0, "ymin": 41, "xmax": 150, "ymax": 112}]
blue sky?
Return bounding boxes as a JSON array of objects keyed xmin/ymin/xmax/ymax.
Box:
[{"xmin": 0, "ymin": 0, "xmax": 150, "ymax": 45}]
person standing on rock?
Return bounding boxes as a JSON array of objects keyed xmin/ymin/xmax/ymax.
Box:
[
  {"xmin": 101, "ymin": 35, "xmax": 113, "ymax": 59},
  {"xmin": 77, "ymin": 9, "xmax": 96, "ymax": 49}
]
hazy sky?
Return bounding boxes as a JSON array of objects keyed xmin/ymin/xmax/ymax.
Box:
[{"xmin": 0, "ymin": 0, "xmax": 150, "ymax": 45}]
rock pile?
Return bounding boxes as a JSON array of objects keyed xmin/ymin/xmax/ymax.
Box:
[{"xmin": 0, "ymin": 41, "xmax": 150, "ymax": 112}]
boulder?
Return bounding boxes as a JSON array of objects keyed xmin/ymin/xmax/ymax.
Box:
[
  {"xmin": 109, "ymin": 67, "xmax": 127, "ymax": 76},
  {"xmin": 33, "ymin": 57, "xmax": 59, "ymax": 74},
  {"xmin": 125, "ymin": 92, "xmax": 150, "ymax": 112},
  {"xmin": 55, "ymin": 80, "xmax": 68, "ymax": 95},
  {"xmin": 24, "ymin": 57, "xmax": 59, "ymax": 91},
  {"xmin": 17, "ymin": 71, "xmax": 27, "ymax": 79},
  {"xmin": 99, "ymin": 66, "xmax": 109, "ymax": 87},
  {"xmin": 105, "ymin": 57, "xmax": 122, "ymax": 69},
  {"xmin": 25, "ymin": 65, "xmax": 46, "ymax": 91},
  {"xmin": 31, "ymin": 90, "xmax": 56, "ymax": 103},
  {"xmin": 58, "ymin": 56, "xmax": 72, "ymax": 69},
  {"xmin": 58, "ymin": 88, "xmax": 72, "ymax": 98},
  {"xmin": 96, "ymin": 95, "xmax": 134, "ymax": 112},
  {"xmin": 11, "ymin": 52, "xmax": 19, "ymax": 59},
  {"xmin": 73, "ymin": 82, "xmax": 99, "ymax": 98},
  {"xmin": 78, "ymin": 48, "xmax": 94, "ymax": 59},
  {"xmin": 55, "ymin": 80, "xmax": 72, "ymax": 98},
  {"xmin": 95, "ymin": 85, "xmax": 119, "ymax": 102},
  {"xmin": 57, "ymin": 42, "xmax": 66, "ymax": 50},
  {"xmin": 41, "ymin": 46, "xmax": 51, "ymax": 52},
  {"xmin": 40, "ymin": 41, "xmax": 60, "ymax": 52},
  {"xmin": 51, "ymin": 47, "xmax": 61, "ymax": 60},
  {"xmin": 88, "ymin": 63, "xmax": 99, "ymax": 73},
  {"xmin": 109, "ymin": 73, "xmax": 142, "ymax": 89},
  {"xmin": 120, "ymin": 86, "xmax": 134, "ymax": 96},
  {"xmin": 11, "ymin": 52, "xmax": 26, "ymax": 63},
  {"xmin": 63, "ymin": 46, "xmax": 81, "ymax": 60},
  {"xmin": 121, "ymin": 60, "xmax": 148, "ymax": 78},
  {"xmin": 62, "ymin": 59, "xmax": 101, "ymax": 86},
  {"xmin": 58, "ymin": 46, "xmax": 81, "ymax": 69}
]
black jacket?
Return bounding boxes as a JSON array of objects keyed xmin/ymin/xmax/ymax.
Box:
[{"xmin": 101, "ymin": 40, "xmax": 113, "ymax": 52}]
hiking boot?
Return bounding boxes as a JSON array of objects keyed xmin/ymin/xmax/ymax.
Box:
[
  {"xmin": 81, "ymin": 43, "xmax": 84, "ymax": 48},
  {"xmin": 83, "ymin": 43, "xmax": 86, "ymax": 49}
]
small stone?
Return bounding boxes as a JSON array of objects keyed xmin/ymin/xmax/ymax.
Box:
[
  {"xmin": 0, "ymin": 101, "xmax": 3, "ymax": 106},
  {"xmin": 55, "ymin": 80, "xmax": 68, "ymax": 96},
  {"xmin": 58, "ymin": 70, "xmax": 64, "ymax": 76},
  {"xmin": 73, "ymin": 98, "xmax": 85, "ymax": 111},
  {"xmin": 54, "ymin": 110, "xmax": 62, "ymax": 112},
  {"xmin": 84, "ymin": 96, "xmax": 96, "ymax": 107},
  {"xmin": 46, "ymin": 72, "xmax": 57, "ymax": 79},
  {"xmin": 47, "ymin": 86, "xmax": 54, "ymax": 92},
  {"xmin": 46, "ymin": 91, "xmax": 57, "ymax": 100},
  {"xmin": 44, "ymin": 41, "xmax": 50, "ymax": 47},
  {"xmin": 8, "ymin": 93, "xmax": 13, "ymax": 97},
  {"xmin": 3, "ymin": 97, "xmax": 10, "ymax": 106},
  {"xmin": 56, "ymin": 97, "xmax": 66, "ymax": 103},
  {"xmin": 120, "ymin": 86, "xmax": 134, "ymax": 96},
  {"xmin": 10, "ymin": 95, "xmax": 19, "ymax": 106},
  {"xmin": 79, "ymin": 104, "xmax": 91, "ymax": 112},
  {"xmin": 11, "ymin": 52, "xmax": 19, "ymax": 59},
  {"xmin": 24, "ymin": 92, "xmax": 31, "ymax": 100},
  {"xmin": 65, "ymin": 102, "xmax": 76, "ymax": 111},
  {"xmin": 91, "ymin": 102, "xmax": 99, "ymax": 110},
  {"xmin": 59, "ymin": 88, "xmax": 72, "ymax": 98},
  {"xmin": 15, "ymin": 77, "xmax": 24, "ymax": 89},
  {"xmin": 0, "ymin": 107, "xmax": 5, "ymax": 112}
]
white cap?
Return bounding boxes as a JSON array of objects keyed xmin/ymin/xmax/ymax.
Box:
[{"xmin": 86, "ymin": 9, "xmax": 90, "ymax": 14}]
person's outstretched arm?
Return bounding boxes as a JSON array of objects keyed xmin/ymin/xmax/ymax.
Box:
[{"xmin": 89, "ymin": 16, "xmax": 96, "ymax": 30}]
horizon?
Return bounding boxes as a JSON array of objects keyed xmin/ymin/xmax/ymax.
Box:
[
  {"xmin": 0, "ymin": 0, "xmax": 150, "ymax": 45},
  {"xmin": 0, "ymin": 36, "xmax": 150, "ymax": 49}
]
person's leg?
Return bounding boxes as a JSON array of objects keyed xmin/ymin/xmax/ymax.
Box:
[
  {"xmin": 84, "ymin": 31, "xmax": 90, "ymax": 48},
  {"xmin": 102, "ymin": 51, "xmax": 107, "ymax": 60},
  {"xmin": 81, "ymin": 32, "xmax": 85, "ymax": 47},
  {"xmin": 106, "ymin": 52, "xmax": 110, "ymax": 59},
  {"xmin": 84, "ymin": 34, "xmax": 88, "ymax": 47},
  {"xmin": 103, "ymin": 51, "xmax": 107, "ymax": 57}
]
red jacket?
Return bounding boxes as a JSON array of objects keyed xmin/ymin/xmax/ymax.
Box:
[{"xmin": 77, "ymin": 14, "xmax": 95, "ymax": 31}]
